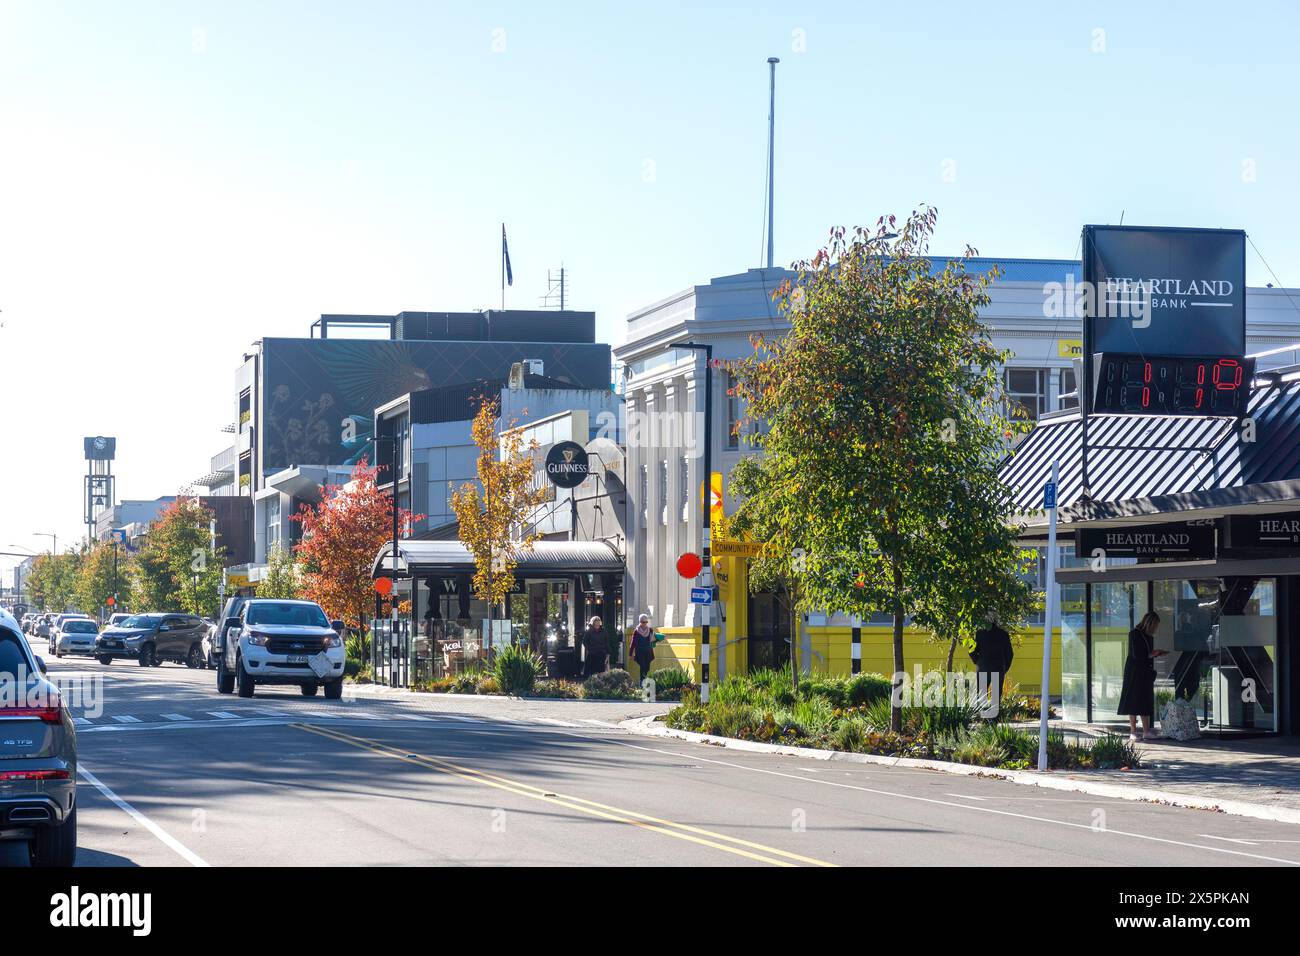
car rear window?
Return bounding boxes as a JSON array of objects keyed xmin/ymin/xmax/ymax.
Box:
[{"xmin": 0, "ymin": 632, "xmax": 30, "ymax": 678}]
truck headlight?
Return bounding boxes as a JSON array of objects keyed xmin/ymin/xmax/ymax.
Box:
[
  {"xmin": 246, "ymin": 632, "xmax": 269, "ymax": 646},
  {"xmin": 324, "ymin": 634, "xmax": 342, "ymax": 648}
]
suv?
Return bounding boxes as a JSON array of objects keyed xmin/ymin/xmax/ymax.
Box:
[
  {"xmin": 53, "ymin": 618, "xmax": 100, "ymax": 658},
  {"xmin": 217, "ymin": 599, "xmax": 345, "ymax": 699},
  {"xmin": 95, "ymin": 613, "xmax": 209, "ymax": 668},
  {"xmin": 0, "ymin": 608, "xmax": 77, "ymax": 866}
]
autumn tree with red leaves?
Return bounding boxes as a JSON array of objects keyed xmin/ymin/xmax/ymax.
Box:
[{"xmin": 292, "ymin": 457, "xmax": 422, "ymax": 638}]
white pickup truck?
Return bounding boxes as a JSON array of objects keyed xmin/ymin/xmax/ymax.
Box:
[{"xmin": 215, "ymin": 598, "xmax": 345, "ymax": 699}]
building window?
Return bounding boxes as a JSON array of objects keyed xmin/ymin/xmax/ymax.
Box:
[
  {"xmin": 639, "ymin": 464, "xmax": 648, "ymax": 529},
  {"xmin": 659, "ymin": 459, "xmax": 669, "ymax": 526},
  {"xmin": 266, "ymin": 495, "xmax": 282, "ymax": 552},
  {"xmin": 679, "ymin": 456, "xmax": 689, "ymax": 521},
  {"xmin": 1058, "ymin": 367, "xmax": 1078, "ymax": 410},
  {"xmin": 1005, "ymin": 368, "xmax": 1048, "ymax": 422},
  {"xmin": 726, "ymin": 372, "xmax": 740, "ymax": 449}
]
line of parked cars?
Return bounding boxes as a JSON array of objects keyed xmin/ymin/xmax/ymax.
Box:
[{"xmin": 21, "ymin": 610, "xmax": 218, "ymax": 669}]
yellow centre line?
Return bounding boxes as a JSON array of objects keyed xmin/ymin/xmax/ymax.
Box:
[{"xmin": 291, "ymin": 722, "xmax": 835, "ymax": 868}]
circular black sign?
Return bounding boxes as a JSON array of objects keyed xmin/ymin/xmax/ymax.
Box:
[{"xmin": 544, "ymin": 441, "xmax": 590, "ymax": 489}]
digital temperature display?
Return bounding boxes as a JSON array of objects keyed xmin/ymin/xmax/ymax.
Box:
[{"xmin": 1090, "ymin": 353, "xmax": 1255, "ymax": 417}]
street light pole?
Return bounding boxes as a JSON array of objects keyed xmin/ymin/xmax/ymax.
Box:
[
  {"xmin": 671, "ymin": 341, "xmax": 714, "ymax": 703},
  {"xmin": 33, "ymin": 532, "xmax": 56, "ymax": 556}
]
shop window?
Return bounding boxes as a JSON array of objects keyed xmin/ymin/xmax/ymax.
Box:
[{"xmin": 1004, "ymin": 367, "xmax": 1048, "ymax": 421}]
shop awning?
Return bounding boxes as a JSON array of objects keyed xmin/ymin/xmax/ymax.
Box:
[
  {"xmin": 371, "ymin": 539, "xmax": 624, "ymax": 579},
  {"xmin": 1001, "ymin": 373, "xmax": 1300, "ymax": 530}
]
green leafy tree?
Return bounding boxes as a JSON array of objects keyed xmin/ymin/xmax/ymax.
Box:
[
  {"xmin": 26, "ymin": 550, "xmax": 84, "ymax": 612},
  {"xmin": 257, "ymin": 544, "xmax": 302, "ymax": 599},
  {"xmin": 729, "ymin": 208, "xmax": 1034, "ymax": 729},
  {"xmin": 128, "ymin": 499, "xmax": 227, "ymax": 615},
  {"xmin": 74, "ymin": 541, "xmax": 130, "ymax": 618}
]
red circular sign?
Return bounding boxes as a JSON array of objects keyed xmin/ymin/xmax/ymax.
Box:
[
  {"xmin": 105, "ymin": 596, "xmax": 116, "ymax": 607},
  {"xmin": 676, "ymin": 552, "xmax": 703, "ymax": 579},
  {"xmin": 374, "ymin": 577, "xmax": 393, "ymax": 596}
]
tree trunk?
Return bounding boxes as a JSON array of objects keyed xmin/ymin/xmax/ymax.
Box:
[
  {"xmin": 946, "ymin": 637, "xmax": 957, "ymax": 673},
  {"xmin": 789, "ymin": 585, "xmax": 800, "ymax": 691},
  {"xmin": 890, "ymin": 564, "xmax": 904, "ymax": 733}
]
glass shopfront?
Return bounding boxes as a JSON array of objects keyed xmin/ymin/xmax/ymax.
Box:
[{"xmin": 1061, "ymin": 575, "xmax": 1278, "ymax": 734}]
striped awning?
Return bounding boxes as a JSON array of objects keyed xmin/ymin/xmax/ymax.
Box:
[
  {"xmin": 372, "ymin": 539, "xmax": 624, "ymax": 579},
  {"xmin": 1001, "ymin": 376, "xmax": 1300, "ymax": 527}
]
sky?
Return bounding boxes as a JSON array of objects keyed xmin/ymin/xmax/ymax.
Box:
[{"xmin": 2, "ymin": 0, "xmax": 1299, "ymax": 582}]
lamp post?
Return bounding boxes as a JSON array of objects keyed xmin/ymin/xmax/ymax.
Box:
[
  {"xmin": 669, "ymin": 341, "xmax": 714, "ymax": 702},
  {"xmin": 33, "ymin": 532, "xmax": 57, "ymax": 556},
  {"xmin": 371, "ymin": 433, "xmax": 402, "ymax": 682}
]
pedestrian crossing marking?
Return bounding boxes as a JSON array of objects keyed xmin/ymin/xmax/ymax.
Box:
[
  {"xmin": 161, "ymin": 713, "xmax": 191, "ymax": 721},
  {"xmin": 207, "ymin": 711, "xmax": 239, "ymax": 719},
  {"xmin": 110, "ymin": 715, "xmax": 141, "ymax": 723},
  {"xmin": 73, "ymin": 717, "xmax": 94, "ymax": 726}
]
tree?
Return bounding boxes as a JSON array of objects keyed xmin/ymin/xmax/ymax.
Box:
[
  {"xmin": 450, "ymin": 398, "xmax": 549, "ymax": 631},
  {"xmin": 292, "ymin": 457, "xmax": 420, "ymax": 634},
  {"xmin": 74, "ymin": 541, "xmax": 129, "ymax": 618},
  {"xmin": 128, "ymin": 499, "xmax": 227, "ymax": 615},
  {"xmin": 728, "ymin": 208, "xmax": 1034, "ymax": 729},
  {"xmin": 27, "ymin": 551, "xmax": 83, "ymax": 612},
  {"xmin": 257, "ymin": 544, "xmax": 302, "ymax": 599}
]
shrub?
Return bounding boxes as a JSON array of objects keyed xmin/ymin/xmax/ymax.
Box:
[
  {"xmin": 647, "ymin": 666, "xmax": 691, "ymax": 693},
  {"xmin": 1087, "ymin": 733, "xmax": 1142, "ymax": 769},
  {"xmin": 493, "ymin": 644, "xmax": 543, "ymax": 696},
  {"xmin": 476, "ymin": 675, "xmax": 501, "ymax": 695},
  {"xmin": 530, "ymin": 678, "xmax": 583, "ymax": 699},
  {"xmin": 582, "ymin": 668, "xmax": 639, "ymax": 700},
  {"xmin": 846, "ymin": 673, "xmax": 893, "ymax": 707}
]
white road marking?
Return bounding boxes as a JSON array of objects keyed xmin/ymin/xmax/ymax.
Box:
[
  {"xmin": 73, "ymin": 717, "xmax": 94, "ymax": 726},
  {"xmin": 110, "ymin": 715, "xmax": 141, "ymax": 723},
  {"xmin": 580, "ymin": 719, "xmax": 619, "ymax": 728},
  {"xmin": 78, "ymin": 763, "xmax": 209, "ymax": 867},
  {"xmin": 207, "ymin": 711, "xmax": 239, "ymax": 719},
  {"xmin": 161, "ymin": 713, "xmax": 191, "ymax": 721},
  {"xmin": 947, "ymin": 793, "xmax": 989, "ymax": 801},
  {"xmin": 1198, "ymin": 834, "xmax": 1259, "ymax": 845},
  {"xmin": 578, "ymin": 735, "xmax": 1300, "ymax": 866},
  {"xmin": 532, "ymin": 717, "xmax": 581, "ymax": 727}
]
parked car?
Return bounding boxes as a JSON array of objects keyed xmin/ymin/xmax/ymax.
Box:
[
  {"xmin": 33, "ymin": 615, "xmax": 53, "ymax": 640},
  {"xmin": 94, "ymin": 613, "xmax": 209, "ymax": 668},
  {"xmin": 53, "ymin": 618, "xmax": 100, "ymax": 658},
  {"xmin": 0, "ymin": 607, "xmax": 78, "ymax": 866},
  {"xmin": 217, "ymin": 598, "xmax": 345, "ymax": 699},
  {"xmin": 104, "ymin": 613, "xmax": 131, "ymax": 629}
]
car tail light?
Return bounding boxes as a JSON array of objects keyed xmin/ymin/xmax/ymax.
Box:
[
  {"xmin": 0, "ymin": 769, "xmax": 70, "ymax": 781},
  {"xmin": 0, "ymin": 705, "xmax": 63, "ymax": 724}
]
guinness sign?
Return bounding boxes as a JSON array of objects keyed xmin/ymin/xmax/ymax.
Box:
[
  {"xmin": 544, "ymin": 441, "xmax": 590, "ymax": 489},
  {"xmin": 1076, "ymin": 521, "xmax": 1216, "ymax": 561}
]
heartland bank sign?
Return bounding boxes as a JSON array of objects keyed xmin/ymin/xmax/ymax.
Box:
[
  {"xmin": 1081, "ymin": 225, "xmax": 1246, "ymax": 357},
  {"xmin": 1077, "ymin": 522, "xmax": 1217, "ymax": 561}
]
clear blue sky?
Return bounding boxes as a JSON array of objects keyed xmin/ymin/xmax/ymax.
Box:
[{"xmin": 2, "ymin": 0, "xmax": 1298, "ymax": 568}]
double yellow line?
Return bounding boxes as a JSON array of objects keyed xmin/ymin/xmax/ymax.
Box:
[{"xmin": 292, "ymin": 722, "xmax": 835, "ymax": 867}]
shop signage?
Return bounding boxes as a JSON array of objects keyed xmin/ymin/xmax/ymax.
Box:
[
  {"xmin": 1076, "ymin": 521, "xmax": 1216, "ymax": 561},
  {"xmin": 711, "ymin": 539, "xmax": 765, "ymax": 558},
  {"xmin": 1083, "ymin": 225, "xmax": 1246, "ymax": 358},
  {"xmin": 544, "ymin": 441, "xmax": 589, "ymax": 488},
  {"xmin": 1223, "ymin": 513, "xmax": 1300, "ymax": 553}
]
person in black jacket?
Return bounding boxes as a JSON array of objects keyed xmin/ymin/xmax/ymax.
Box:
[
  {"xmin": 581, "ymin": 616, "xmax": 607, "ymax": 678},
  {"xmin": 971, "ymin": 616, "xmax": 1015, "ymax": 709},
  {"xmin": 1118, "ymin": 610, "xmax": 1167, "ymax": 741}
]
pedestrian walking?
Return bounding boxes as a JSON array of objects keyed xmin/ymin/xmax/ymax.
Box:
[
  {"xmin": 970, "ymin": 614, "xmax": 1014, "ymax": 705},
  {"xmin": 1118, "ymin": 610, "xmax": 1167, "ymax": 741},
  {"xmin": 582, "ymin": 616, "xmax": 607, "ymax": 678},
  {"xmin": 629, "ymin": 613, "xmax": 658, "ymax": 680}
]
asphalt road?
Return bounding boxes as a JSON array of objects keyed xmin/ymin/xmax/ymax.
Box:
[{"xmin": 7, "ymin": 640, "xmax": 1300, "ymax": 867}]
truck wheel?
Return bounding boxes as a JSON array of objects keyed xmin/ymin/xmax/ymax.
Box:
[
  {"xmin": 300, "ymin": 683, "xmax": 319, "ymax": 697},
  {"xmin": 137, "ymin": 644, "xmax": 155, "ymax": 667},
  {"xmin": 236, "ymin": 657, "xmax": 255, "ymax": 698},
  {"xmin": 28, "ymin": 804, "xmax": 77, "ymax": 868},
  {"xmin": 97, "ymin": 655, "xmax": 112, "ymax": 665},
  {"xmin": 324, "ymin": 677, "xmax": 344, "ymax": 700},
  {"xmin": 216, "ymin": 654, "xmax": 234, "ymax": 694}
]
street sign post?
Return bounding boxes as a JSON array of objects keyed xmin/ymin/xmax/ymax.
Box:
[
  {"xmin": 690, "ymin": 587, "xmax": 713, "ymax": 605},
  {"xmin": 1038, "ymin": 462, "xmax": 1060, "ymax": 772}
]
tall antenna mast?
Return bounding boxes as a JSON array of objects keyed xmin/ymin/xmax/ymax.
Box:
[
  {"xmin": 541, "ymin": 266, "xmax": 570, "ymax": 310},
  {"xmin": 766, "ymin": 56, "xmax": 779, "ymax": 270}
]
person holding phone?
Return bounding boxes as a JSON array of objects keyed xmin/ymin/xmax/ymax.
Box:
[{"xmin": 1118, "ymin": 610, "xmax": 1168, "ymax": 741}]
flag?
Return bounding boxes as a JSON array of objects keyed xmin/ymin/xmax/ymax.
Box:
[{"xmin": 501, "ymin": 224, "xmax": 513, "ymax": 287}]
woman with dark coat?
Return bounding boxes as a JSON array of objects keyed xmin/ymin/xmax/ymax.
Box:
[
  {"xmin": 629, "ymin": 614, "xmax": 657, "ymax": 681},
  {"xmin": 581, "ymin": 616, "xmax": 607, "ymax": 678},
  {"xmin": 1117, "ymin": 610, "xmax": 1167, "ymax": 741}
]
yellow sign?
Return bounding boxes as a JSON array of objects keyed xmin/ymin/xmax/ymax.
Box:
[
  {"xmin": 226, "ymin": 572, "xmax": 251, "ymax": 588},
  {"xmin": 1058, "ymin": 338, "xmax": 1083, "ymax": 358},
  {"xmin": 699, "ymin": 472, "xmax": 724, "ymax": 524},
  {"xmin": 712, "ymin": 539, "xmax": 765, "ymax": 558}
]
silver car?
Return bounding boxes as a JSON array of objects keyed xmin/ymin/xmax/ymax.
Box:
[
  {"xmin": 0, "ymin": 608, "xmax": 77, "ymax": 866},
  {"xmin": 54, "ymin": 618, "xmax": 100, "ymax": 659}
]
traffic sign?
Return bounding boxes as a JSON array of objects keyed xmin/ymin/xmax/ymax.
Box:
[
  {"xmin": 1044, "ymin": 480, "xmax": 1057, "ymax": 509},
  {"xmin": 690, "ymin": 587, "xmax": 713, "ymax": 605}
]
